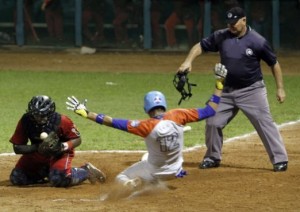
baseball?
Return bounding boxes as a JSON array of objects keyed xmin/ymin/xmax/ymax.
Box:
[{"xmin": 40, "ymin": 132, "xmax": 48, "ymax": 140}]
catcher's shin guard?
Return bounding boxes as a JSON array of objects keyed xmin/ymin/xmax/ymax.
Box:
[
  {"xmin": 70, "ymin": 167, "xmax": 89, "ymax": 185},
  {"xmin": 49, "ymin": 169, "xmax": 72, "ymax": 187},
  {"xmin": 10, "ymin": 168, "xmax": 49, "ymax": 185},
  {"xmin": 10, "ymin": 168, "xmax": 30, "ymax": 185}
]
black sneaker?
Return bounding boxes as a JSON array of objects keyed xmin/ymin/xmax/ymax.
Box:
[
  {"xmin": 199, "ymin": 159, "xmax": 220, "ymax": 169},
  {"xmin": 273, "ymin": 162, "xmax": 288, "ymax": 172}
]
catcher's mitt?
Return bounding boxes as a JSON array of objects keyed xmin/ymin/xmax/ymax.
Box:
[
  {"xmin": 38, "ymin": 131, "xmax": 62, "ymax": 157},
  {"xmin": 173, "ymin": 71, "xmax": 197, "ymax": 105}
]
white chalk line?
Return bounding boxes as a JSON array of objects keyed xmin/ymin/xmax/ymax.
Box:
[
  {"xmin": 1, "ymin": 119, "xmax": 300, "ymax": 157},
  {"xmin": 184, "ymin": 119, "xmax": 300, "ymax": 152},
  {"xmin": 52, "ymin": 198, "xmax": 100, "ymax": 202}
]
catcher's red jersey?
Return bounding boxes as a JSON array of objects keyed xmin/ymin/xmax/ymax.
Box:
[
  {"xmin": 10, "ymin": 112, "xmax": 81, "ymax": 176},
  {"xmin": 10, "ymin": 113, "xmax": 80, "ymax": 145}
]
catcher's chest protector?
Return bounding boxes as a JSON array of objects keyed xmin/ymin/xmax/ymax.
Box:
[{"xmin": 23, "ymin": 113, "xmax": 61, "ymax": 143}]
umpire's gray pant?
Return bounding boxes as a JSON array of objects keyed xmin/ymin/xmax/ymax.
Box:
[{"xmin": 204, "ymin": 80, "xmax": 288, "ymax": 165}]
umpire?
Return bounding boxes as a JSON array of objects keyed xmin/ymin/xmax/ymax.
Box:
[{"xmin": 178, "ymin": 6, "xmax": 288, "ymax": 172}]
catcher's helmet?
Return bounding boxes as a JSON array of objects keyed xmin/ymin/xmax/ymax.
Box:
[
  {"xmin": 27, "ymin": 95, "xmax": 55, "ymax": 124},
  {"xmin": 144, "ymin": 91, "xmax": 167, "ymax": 113}
]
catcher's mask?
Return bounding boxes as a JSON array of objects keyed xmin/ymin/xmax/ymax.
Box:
[
  {"xmin": 144, "ymin": 91, "xmax": 167, "ymax": 113},
  {"xmin": 27, "ymin": 95, "xmax": 56, "ymax": 124},
  {"xmin": 173, "ymin": 71, "xmax": 197, "ymax": 105}
]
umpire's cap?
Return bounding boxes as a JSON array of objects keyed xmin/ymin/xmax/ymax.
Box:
[{"xmin": 225, "ymin": 7, "xmax": 246, "ymax": 24}]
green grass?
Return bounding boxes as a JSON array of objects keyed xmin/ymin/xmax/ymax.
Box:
[{"xmin": 1, "ymin": 70, "xmax": 299, "ymax": 153}]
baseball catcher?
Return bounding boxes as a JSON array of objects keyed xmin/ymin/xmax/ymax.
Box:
[{"xmin": 9, "ymin": 95, "xmax": 106, "ymax": 187}]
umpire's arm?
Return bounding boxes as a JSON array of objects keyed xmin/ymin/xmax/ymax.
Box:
[{"xmin": 270, "ymin": 61, "xmax": 286, "ymax": 103}]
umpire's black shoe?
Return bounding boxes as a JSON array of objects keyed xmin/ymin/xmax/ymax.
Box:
[
  {"xmin": 199, "ymin": 159, "xmax": 220, "ymax": 169},
  {"xmin": 273, "ymin": 162, "xmax": 288, "ymax": 172}
]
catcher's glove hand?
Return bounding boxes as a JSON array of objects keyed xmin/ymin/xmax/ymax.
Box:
[
  {"xmin": 173, "ymin": 70, "xmax": 197, "ymax": 105},
  {"xmin": 66, "ymin": 96, "xmax": 89, "ymax": 118},
  {"xmin": 38, "ymin": 131, "xmax": 63, "ymax": 157}
]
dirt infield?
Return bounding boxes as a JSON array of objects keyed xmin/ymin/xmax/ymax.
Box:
[{"xmin": 0, "ymin": 50, "xmax": 300, "ymax": 211}]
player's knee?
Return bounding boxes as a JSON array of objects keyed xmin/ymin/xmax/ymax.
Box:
[
  {"xmin": 115, "ymin": 173, "xmax": 130, "ymax": 185},
  {"xmin": 10, "ymin": 168, "xmax": 29, "ymax": 185},
  {"xmin": 49, "ymin": 169, "xmax": 71, "ymax": 187},
  {"xmin": 206, "ymin": 118, "xmax": 217, "ymax": 126},
  {"xmin": 205, "ymin": 118, "xmax": 225, "ymax": 130}
]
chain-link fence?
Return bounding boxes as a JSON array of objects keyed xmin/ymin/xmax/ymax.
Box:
[{"xmin": 0, "ymin": 0, "xmax": 299, "ymax": 50}]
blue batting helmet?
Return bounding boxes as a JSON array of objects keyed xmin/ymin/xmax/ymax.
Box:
[{"xmin": 144, "ymin": 91, "xmax": 167, "ymax": 113}]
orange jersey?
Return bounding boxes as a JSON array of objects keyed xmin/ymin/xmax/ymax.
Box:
[{"xmin": 127, "ymin": 108, "xmax": 199, "ymax": 137}]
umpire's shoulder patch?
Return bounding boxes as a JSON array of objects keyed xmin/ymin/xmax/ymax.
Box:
[{"xmin": 130, "ymin": 120, "xmax": 140, "ymax": 128}]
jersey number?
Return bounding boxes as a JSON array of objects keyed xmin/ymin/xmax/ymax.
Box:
[{"xmin": 157, "ymin": 132, "xmax": 179, "ymax": 152}]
